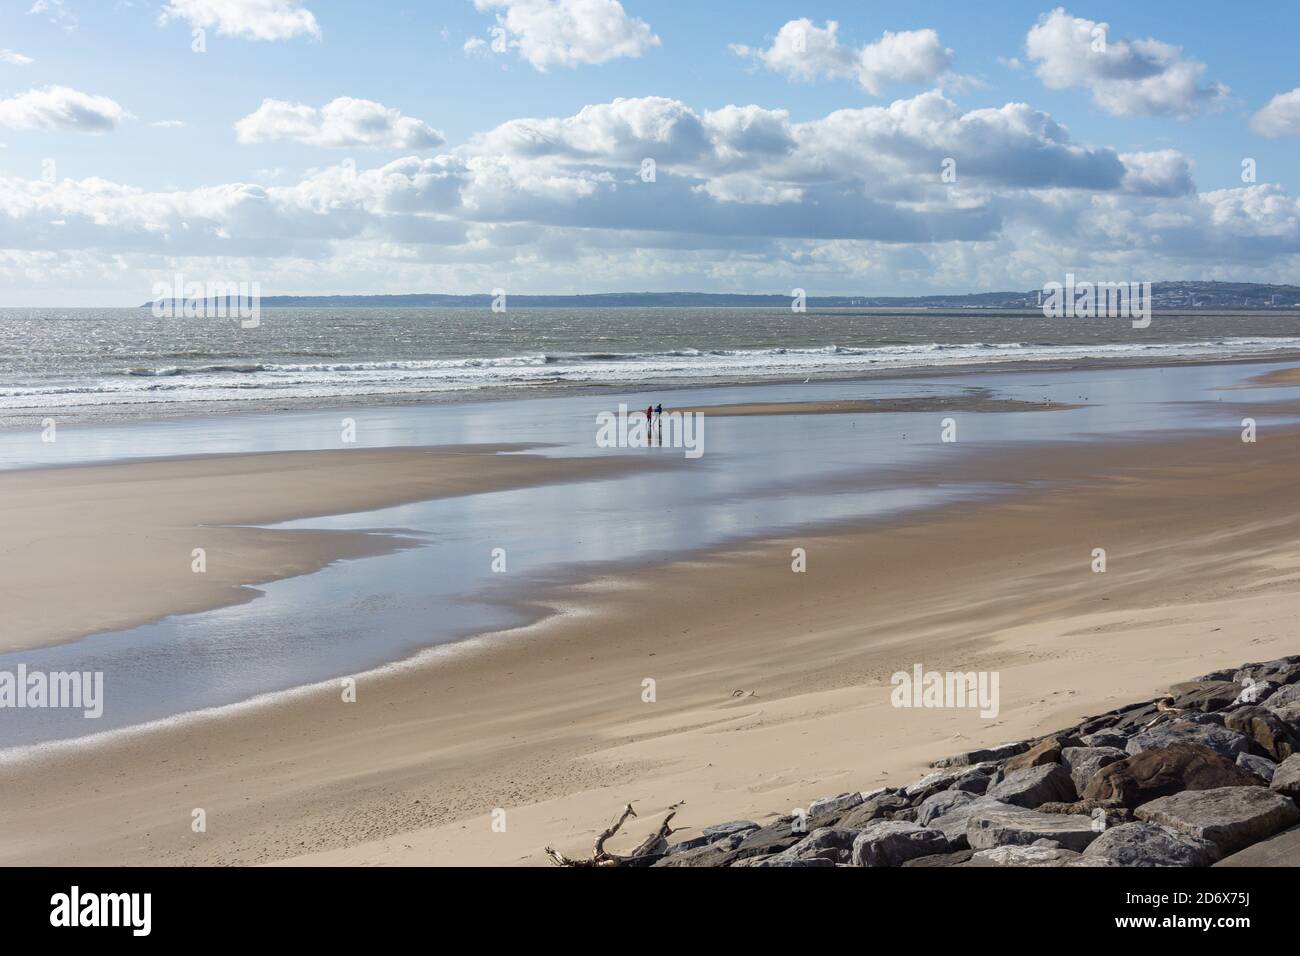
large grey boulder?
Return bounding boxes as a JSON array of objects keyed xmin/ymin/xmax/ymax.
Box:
[
  {"xmin": 1224, "ymin": 706, "xmax": 1298, "ymax": 762},
  {"xmin": 805, "ymin": 791, "xmax": 865, "ymax": 823},
  {"xmin": 1265, "ymin": 683, "xmax": 1300, "ymax": 711},
  {"xmin": 1167, "ymin": 680, "xmax": 1243, "ymax": 713},
  {"xmin": 1125, "ymin": 721, "xmax": 1250, "ymax": 760},
  {"xmin": 762, "ymin": 826, "xmax": 859, "ymax": 865},
  {"xmin": 1237, "ymin": 753, "xmax": 1277, "ymax": 783},
  {"xmin": 1074, "ymin": 822, "xmax": 1219, "ymax": 867},
  {"xmin": 985, "ymin": 764, "xmax": 1077, "ymax": 809},
  {"xmin": 1234, "ymin": 656, "xmax": 1300, "ymax": 684},
  {"xmin": 1062, "ymin": 746, "xmax": 1127, "ymax": 794},
  {"xmin": 965, "ymin": 801, "xmax": 1100, "ymax": 852},
  {"xmin": 665, "ymin": 820, "xmax": 758, "ymax": 854},
  {"xmin": 965, "ymin": 845, "xmax": 1081, "ymax": 867},
  {"xmin": 851, "ymin": 821, "xmax": 949, "ymax": 866},
  {"xmin": 1270, "ymin": 754, "xmax": 1300, "ymax": 800},
  {"xmin": 838, "ymin": 791, "xmax": 908, "ymax": 829},
  {"xmin": 1135, "ymin": 786, "xmax": 1300, "ymax": 856},
  {"xmin": 931, "ymin": 741, "xmax": 1028, "ymax": 768},
  {"xmin": 745, "ymin": 856, "xmax": 835, "ymax": 867},
  {"xmin": 1080, "ymin": 729, "xmax": 1130, "ymax": 749},
  {"xmin": 917, "ymin": 789, "xmax": 977, "ymax": 826},
  {"xmin": 1214, "ymin": 824, "xmax": 1300, "ymax": 866}
]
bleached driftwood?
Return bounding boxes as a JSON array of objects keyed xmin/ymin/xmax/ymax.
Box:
[{"xmin": 545, "ymin": 801, "xmax": 683, "ymax": 867}]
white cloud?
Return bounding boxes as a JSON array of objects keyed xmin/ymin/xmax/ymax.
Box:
[
  {"xmin": 160, "ymin": 0, "xmax": 320, "ymax": 42},
  {"xmin": 0, "ymin": 50, "xmax": 35, "ymax": 66},
  {"xmin": 731, "ymin": 20, "xmax": 953, "ymax": 96},
  {"xmin": 1250, "ymin": 88, "xmax": 1300, "ymax": 138},
  {"xmin": 235, "ymin": 97, "xmax": 444, "ymax": 149},
  {"xmin": 1, "ymin": 91, "xmax": 1298, "ymax": 300},
  {"xmin": 0, "ymin": 86, "xmax": 127, "ymax": 133},
  {"xmin": 29, "ymin": 0, "xmax": 77, "ymax": 32},
  {"xmin": 471, "ymin": 0, "xmax": 659, "ymax": 71},
  {"xmin": 1025, "ymin": 8, "xmax": 1228, "ymax": 118}
]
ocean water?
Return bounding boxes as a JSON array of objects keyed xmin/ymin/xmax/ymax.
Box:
[{"xmin": 2, "ymin": 307, "xmax": 1300, "ymax": 425}]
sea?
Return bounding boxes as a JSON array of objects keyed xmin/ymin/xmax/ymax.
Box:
[{"xmin": 2, "ymin": 306, "xmax": 1300, "ymax": 426}]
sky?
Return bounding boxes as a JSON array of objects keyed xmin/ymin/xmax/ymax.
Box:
[{"xmin": 1, "ymin": 0, "xmax": 1299, "ymax": 305}]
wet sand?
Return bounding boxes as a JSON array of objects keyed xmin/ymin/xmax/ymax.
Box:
[
  {"xmin": 0, "ymin": 425, "xmax": 1295, "ymax": 866},
  {"xmin": 0, "ymin": 445, "xmax": 661, "ymax": 653},
  {"xmin": 674, "ymin": 394, "xmax": 1079, "ymax": 416}
]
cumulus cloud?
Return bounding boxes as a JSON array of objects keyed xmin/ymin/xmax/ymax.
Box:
[
  {"xmin": 0, "ymin": 86, "xmax": 127, "ymax": 133},
  {"xmin": 470, "ymin": 0, "xmax": 659, "ymax": 71},
  {"xmin": 1025, "ymin": 8, "xmax": 1228, "ymax": 118},
  {"xmin": 159, "ymin": 0, "xmax": 321, "ymax": 42},
  {"xmin": 2, "ymin": 90, "xmax": 1299, "ymax": 299},
  {"xmin": 1250, "ymin": 88, "xmax": 1300, "ymax": 138},
  {"xmin": 732, "ymin": 20, "xmax": 953, "ymax": 95},
  {"xmin": 235, "ymin": 97, "xmax": 444, "ymax": 149},
  {"xmin": 0, "ymin": 50, "xmax": 34, "ymax": 65}
]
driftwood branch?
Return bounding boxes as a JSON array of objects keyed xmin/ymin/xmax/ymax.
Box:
[{"xmin": 545, "ymin": 801, "xmax": 684, "ymax": 867}]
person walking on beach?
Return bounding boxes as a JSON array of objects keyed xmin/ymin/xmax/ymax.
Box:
[
  {"xmin": 646, "ymin": 404, "xmax": 653, "ymax": 426},
  {"xmin": 655, "ymin": 402, "xmax": 663, "ymax": 421}
]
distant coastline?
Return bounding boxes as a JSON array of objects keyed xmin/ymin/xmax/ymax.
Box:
[{"xmin": 140, "ymin": 281, "xmax": 1300, "ymax": 312}]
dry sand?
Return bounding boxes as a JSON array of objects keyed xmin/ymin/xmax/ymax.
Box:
[
  {"xmin": 0, "ymin": 425, "xmax": 1297, "ymax": 866},
  {"xmin": 0, "ymin": 445, "xmax": 661, "ymax": 653}
]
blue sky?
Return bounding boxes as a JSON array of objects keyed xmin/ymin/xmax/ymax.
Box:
[{"xmin": 1, "ymin": 0, "xmax": 1299, "ymax": 304}]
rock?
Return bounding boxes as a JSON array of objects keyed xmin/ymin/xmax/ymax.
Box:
[
  {"xmin": 729, "ymin": 820, "xmax": 809, "ymax": 862},
  {"xmin": 763, "ymin": 826, "xmax": 859, "ymax": 865},
  {"xmin": 1224, "ymin": 706, "xmax": 1298, "ymax": 761},
  {"xmin": 851, "ymin": 821, "xmax": 949, "ymax": 867},
  {"xmin": 949, "ymin": 771, "xmax": 992, "ymax": 794},
  {"xmin": 917, "ymin": 789, "xmax": 977, "ymax": 826},
  {"xmin": 893, "ymin": 807, "xmax": 919, "ymax": 823},
  {"xmin": 1125, "ymin": 721, "xmax": 1250, "ymax": 760},
  {"xmin": 1062, "ymin": 746, "xmax": 1128, "ymax": 794},
  {"xmin": 1003, "ymin": 737, "xmax": 1066, "ymax": 774},
  {"xmin": 1135, "ymin": 786, "xmax": 1300, "ymax": 856},
  {"xmin": 746, "ymin": 856, "xmax": 835, "ymax": 867},
  {"xmin": 653, "ymin": 832, "xmax": 747, "ymax": 866},
  {"xmin": 1270, "ymin": 702, "xmax": 1300, "ymax": 731},
  {"xmin": 1265, "ymin": 683, "xmax": 1300, "ymax": 710},
  {"xmin": 1168, "ymin": 680, "xmax": 1244, "ymax": 713},
  {"xmin": 1084, "ymin": 743, "xmax": 1264, "ymax": 808},
  {"xmin": 1110, "ymin": 702, "xmax": 1164, "ymax": 733},
  {"xmin": 1074, "ymin": 822, "xmax": 1219, "ymax": 867},
  {"xmin": 985, "ymin": 764, "xmax": 1077, "ymax": 809},
  {"xmin": 1270, "ymin": 754, "xmax": 1300, "ymax": 800},
  {"xmin": 701, "ymin": 820, "xmax": 759, "ymax": 838},
  {"xmin": 1235, "ymin": 680, "xmax": 1279, "ymax": 706},
  {"xmin": 905, "ymin": 769, "xmax": 965, "ymax": 801},
  {"xmin": 1234, "ymin": 657, "xmax": 1300, "ymax": 684},
  {"xmin": 1214, "ymin": 824, "xmax": 1300, "ymax": 866},
  {"xmin": 931, "ymin": 741, "xmax": 1028, "ymax": 769},
  {"xmin": 965, "ymin": 845, "xmax": 1081, "ymax": 867},
  {"xmin": 805, "ymin": 791, "xmax": 865, "ymax": 823},
  {"xmin": 965, "ymin": 801, "xmax": 1101, "ymax": 852},
  {"xmin": 900, "ymin": 848, "xmax": 976, "ymax": 867},
  {"xmin": 1237, "ymin": 753, "xmax": 1277, "ymax": 783},
  {"xmin": 1081, "ymin": 729, "xmax": 1129, "ymax": 749},
  {"xmin": 838, "ymin": 791, "xmax": 908, "ymax": 828}
]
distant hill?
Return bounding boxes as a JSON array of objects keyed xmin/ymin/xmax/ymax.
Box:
[{"xmin": 143, "ymin": 281, "xmax": 1300, "ymax": 311}]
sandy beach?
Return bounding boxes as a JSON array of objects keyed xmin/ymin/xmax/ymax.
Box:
[{"xmin": 0, "ymin": 387, "xmax": 1296, "ymax": 866}]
